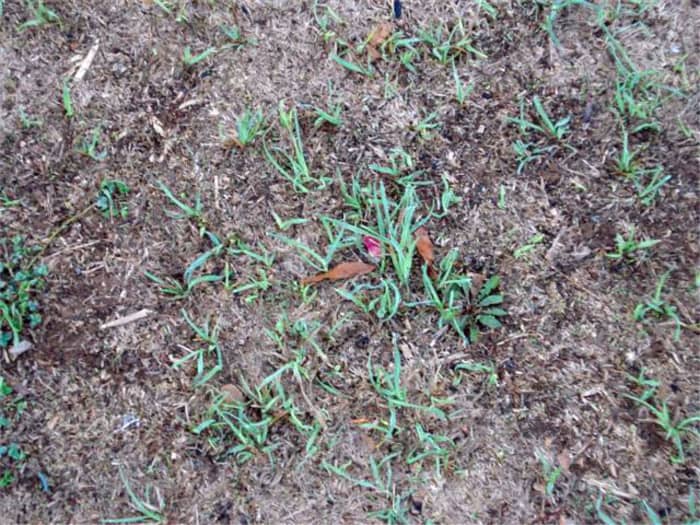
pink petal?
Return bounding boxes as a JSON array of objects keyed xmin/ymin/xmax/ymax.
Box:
[{"xmin": 363, "ymin": 236, "xmax": 382, "ymax": 258}]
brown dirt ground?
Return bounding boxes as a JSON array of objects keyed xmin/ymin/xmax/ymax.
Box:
[{"xmin": 1, "ymin": 1, "xmax": 699, "ymax": 524}]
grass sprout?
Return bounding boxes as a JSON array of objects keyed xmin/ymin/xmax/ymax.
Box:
[
  {"xmin": 172, "ymin": 309, "xmax": 223, "ymax": 387},
  {"xmin": 264, "ymin": 102, "xmax": 329, "ymax": 193},
  {"xmin": 606, "ymin": 227, "xmax": 659, "ymax": 262},
  {"xmin": 18, "ymin": 1, "xmax": 60, "ymax": 32},
  {"xmin": 182, "ymin": 46, "xmax": 217, "ymax": 67},
  {"xmin": 367, "ymin": 347, "xmax": 446, "ymax": 439},
  {"xmin": 102, "ymin": 468, "xmax": 165, "ymax": 524},
  {"xmin": 77, "ymin": 127, "xmax": 108, "ymax": 160},
  {"xmin": 633, "ymin": 271, "xmax": 683, "ymax": 341}
]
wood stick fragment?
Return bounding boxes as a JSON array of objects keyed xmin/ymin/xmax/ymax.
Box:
[
  {"xmin": 100, "ymin": 309, "xmax": 153, "ymax": 330},
  {"xmin": 74, "ymin": 41, "xmax": 100, "ymax": 82}
]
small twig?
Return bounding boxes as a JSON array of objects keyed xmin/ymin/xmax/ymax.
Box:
[
  {"xmin": 74, "ymin": 41, "xmax": 100, "ymax": 82},
  {"xmin": 100, "ymin": 309, "xmax": 153, "ymax": 330}
]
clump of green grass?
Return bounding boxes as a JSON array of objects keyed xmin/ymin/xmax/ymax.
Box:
[
  {"xmin": 624, "ymin": 370, "xmax": 699, "ymax": 464},
  {"xmin": 366, "ymin": 347, "xmax": 446, "ymax": 439},
  {"xmin": 537, "ymin": 451, "xmax": 563, "ymax": 504},
  {"xmin": 219, "ymin": 25, "xmax": 256, "ymax": 50},
  {"xmin": 264, "ymin": 102, "xmax": 331, "ymax": 193},
  {"xmin": 17, "ymin": 107, "xmax": 42, "ymax": 129},
  {"xmin": 418, "ymin": 20, "xmax": 486, "ymax": 64},
  {"xmin": 323, "ymin": 452, "xmax": 411, "ymax": 524},
  {"xmin": 61, "ymin": 79, "xmax": 74, "ymax": 118},
  {"xmin": 613, "ymin": 127, "xmax": 670, "ymax": 206},
  {"xmin": 0, "ymin": 236, "xmax": 48, "ymax": 350},
  {"xmin": 451, "ymin": 59, "xmax": 474, "ymax": 105},
  {"xmin": 509, "ymin": 96, "xmax": 570, "ymax": 141},
  {"xmin": 225, "ymin": 108, "xmax": 266, "ymax": 148}
]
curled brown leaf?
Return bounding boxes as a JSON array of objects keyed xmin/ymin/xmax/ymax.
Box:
[
  {"xmin": 301, "ymin": 261, "xmax": 376, "ymax": 285},
  {"xmin": 415, "ymin": 227, "xmax": 439, "ymax": 279},
  {"xmin": 366, "ymin": 21, "xmax": 394, "ymax": 60}
]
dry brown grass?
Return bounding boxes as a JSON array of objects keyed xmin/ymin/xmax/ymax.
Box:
[{"xmin": 1, "ymin": 1, "xmax": 698, "ymax": 523}]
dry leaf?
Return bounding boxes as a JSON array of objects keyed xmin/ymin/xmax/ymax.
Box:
[
  {"xmin": 366, "ymin": 21, "xmax": 394, "ymax": 60},
  {"xmin": 301, "ymin": 261, "xmax": 375, "ymax": 285},
  {"xmin": 368, "ymin": 21, "xmax": 394, "ymax": 48},
  {"xmin": 415, "ymin": 227, "xmax": 438, "ymax": 278},
  {"xmin": 415, "ymin": 228, "xmax": 434, "ymax": 265},
  {"xmin": 222, "ymin": 132, "xmax": 243, "ymax": 149}
]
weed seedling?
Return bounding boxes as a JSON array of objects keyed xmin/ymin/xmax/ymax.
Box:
[
  {"xmin": 270, "ymin": 209, "xmax": 309, "ymax": 231},
  {"xmin": 633, "ymin": 271, "xmax": 683, "ymax": 341},
  {"xmin": 77, "ymin": 127, "xmax": 107, "ymax": 160},
  {"xmin": 193, "ymin": 385, "xmax": 278, "ymax": 464},
  {"xmin": 406, "ymin": 423, "xmax": 455, "ymax": 478},
  {"xmin": 0, "ymin": 192, "xmax": 20, "ymax": 210},
  {"xmin": 323, "ymin": 452, "xmax": 411, "ymax": 524},
  {"xmin": 633, "ymin": 166, "xmax": 670, "ymax": 206},
  {"xmin": 537, "ymin": 452, "xmax": 562, "ymax": 503},
  {"xmin": 61, "ymin": 79, "xmax": 74, "ymax": 118},
  {"xmin": 434, "ymin": 176, "xmax": 462, "ymax": 218},
  {"xmin": 606, "ymin": 227, "xmax": 659, "ymax": 262},
  {"xmin": 452, "ymin": 360, "xmax": 498, "ymax": 388},
  {"xmin": 0, "ymin": 376, "xmax": 28, "ymax": 490},
  {"xmin": 336, "ymin": 278, "xmax": 402, "ymax": 321},
  {"xmin": 219, "ymin": 25, "xmax": 256, "ymax": 50},
  {"xmin": 152, "ymin": 0, "xmax": 172, "ymax": 14},
  {"xmin": 614, "ymin": 128, "xmax": 639, "ymax": 176},
  {"xmin": 96, "ymin": 180, "xmax": 129, "ymax": 219},
  {"xmin": 419, "ymin": 21, "xmax": 486, "ymax": 64},
  {"xmin": 514, "ymin": 233, "xmax": 545, "ymax": 259},
  {"xmin": 451, "ymin": 59, "xmax": 474, "ymax": 105},
  {"xmin": 624, "ymin": 380, "xmax": 699, "ymax": 464},
  {"xmin": 226, "ymin": 108, "xmax": 266, "ymax": 148},
  {"xmin": 369, "ymin": 148, "xmax": 415, "ymax": 178},
  {"xmin": 156, "ymin": 181, "xmax": 205, "ymax": 229},
  {"xmin": 18, "ymin": 1, "xmax": 60, "ymax": 32},
  {"xmin": 331, "ymin": 53, "xmax": 374, "ymax": 77},
  {"xmin": 17, "ymin": 107, "xmax": 41, "ymax": 129},
  {"xmin": 0, "ymin": 236, "xmax": 48, "ymax": 349},
  {"xmin": 312, "ymin": 1, "xmax": 343, "ymax": 43},
  {"xmin": 512, "ymin": 140, "xmax": 555, "ymax": 174},
  {"xmin": 413, "ymin": 111, "xmax": 441, "ymax": 140}
]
